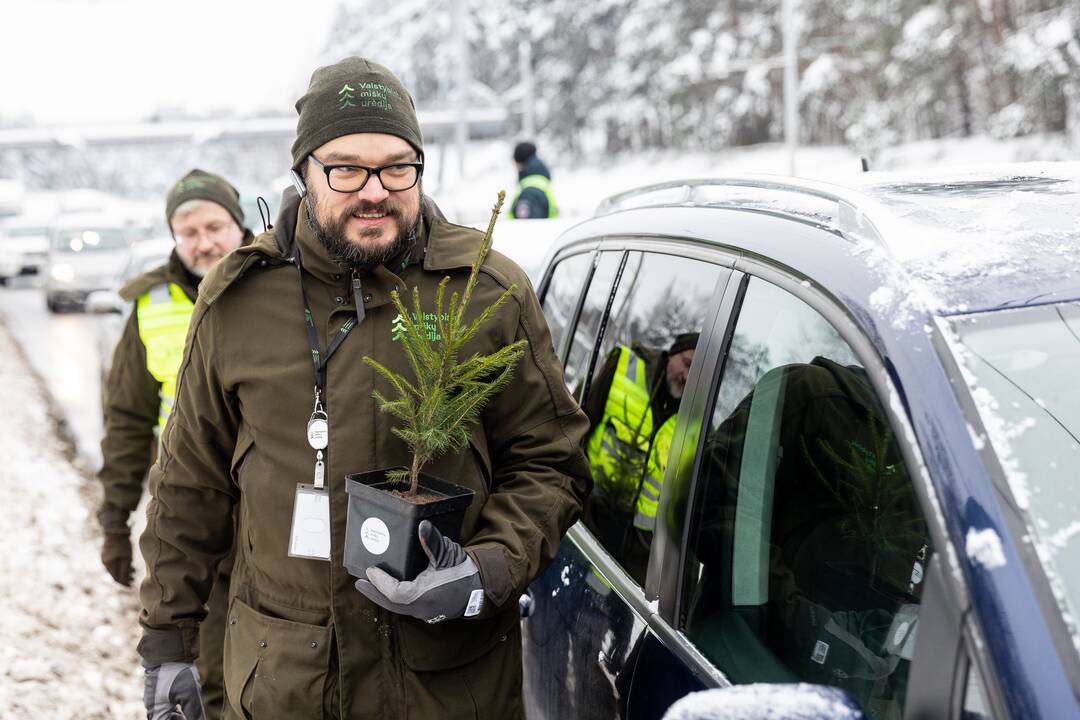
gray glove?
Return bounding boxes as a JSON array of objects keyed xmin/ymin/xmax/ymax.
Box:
[
  {"xmin": 143, "ymin": 662, "xmax": 205, "ymax": 720},
  {"xmin": 355, "ymin": 520, "xmax": 486, "ymax": 624}
]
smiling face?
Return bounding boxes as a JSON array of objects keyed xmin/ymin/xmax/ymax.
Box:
[{"xmin": 302, "ymin": 132, "xmax": 422, "ymax": 267}]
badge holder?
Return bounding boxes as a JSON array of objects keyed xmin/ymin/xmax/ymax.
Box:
[{"xmin": 289, "ymin": 390, "xmax": 332, "ymax": 561}]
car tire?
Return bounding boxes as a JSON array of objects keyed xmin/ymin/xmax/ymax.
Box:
[{"xmin": 45, "ymin": 294, "xmax": 61, "ymax": 313}]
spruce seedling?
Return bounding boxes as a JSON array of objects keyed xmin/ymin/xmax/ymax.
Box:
[{"xmin": 363, "ymin": 191, "xmax": 527, "ymax": 497}]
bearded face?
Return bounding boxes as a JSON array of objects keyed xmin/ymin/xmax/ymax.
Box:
[
  {"xmin": 666, "ymin": 349, "xmax": 695, "ymax": 399},
  {"xmin": 302, "ymin": 132, "xmax": 423, "ymax": 268},
  {"xmin": 171, "ymin": 201, "xmax": 245, "ymax": 277}
]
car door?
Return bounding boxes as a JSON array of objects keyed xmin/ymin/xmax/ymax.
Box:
[
  {"xmin": 632, "ymin": 267, "xmax": 967, "ymax": 719},
  {"xmin": 525, "ymin": 243, "xmax": 732, "ymax": 720}
]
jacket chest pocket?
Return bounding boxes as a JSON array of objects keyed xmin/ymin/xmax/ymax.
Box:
[{"xmin": 224, "ymin": 597, "xmax": 332, "ymax": 720}]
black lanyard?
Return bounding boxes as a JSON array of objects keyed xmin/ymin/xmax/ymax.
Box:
[{"xmin": 294, "ymin": 243, "xmax": 364, "ymax": 399}]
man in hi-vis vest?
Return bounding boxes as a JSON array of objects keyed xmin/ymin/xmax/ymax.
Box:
[
  {"xmin": 97, "ymin": 169, "xmax": 252, "ymax": 720},
  {"xmin": 509, "ymin": 141, "xmax": 559, "ymax": 219},
  {"xmin": 580, "ymin": 332, "xmax": 698, "ymax": 581}
]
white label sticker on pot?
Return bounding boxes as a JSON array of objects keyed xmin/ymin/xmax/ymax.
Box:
[{"xmin": 361, "ymin": 517, "xmax": 390, "ymax": 555}]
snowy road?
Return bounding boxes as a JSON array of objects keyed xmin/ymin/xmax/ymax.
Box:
[
  {"xmin": 0, "ymin": 311, "xmax": 143, "ymax": 718},
  {"xmin": 0, "ymin": 280, "xmax": 106, "ymax": 469}
]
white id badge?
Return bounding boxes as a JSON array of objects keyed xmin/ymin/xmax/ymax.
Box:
[{"xmin": 288, "ymin": 483, "xmax": 331, "ymax": 561}]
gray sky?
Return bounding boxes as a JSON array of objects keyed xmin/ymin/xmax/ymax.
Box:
[{"xmin": 0, "ymin": 0, "xmax": 340, "ymax": 125}]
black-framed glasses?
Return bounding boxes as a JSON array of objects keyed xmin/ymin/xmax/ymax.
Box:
[{"xmin": 308, "ymin": 154, "xmax": 424, "ymax": 193}]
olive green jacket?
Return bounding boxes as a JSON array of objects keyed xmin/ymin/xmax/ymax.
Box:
[
  {"xmin": 138, "ymin": 190, "xmax": 591, "ymax": 719},
  {"xmin": 98, "ymin": 251, "xmax": 199, "ymax": 514}
]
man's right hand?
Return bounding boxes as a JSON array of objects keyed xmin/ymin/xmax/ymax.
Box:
[
  {"xmin": 144, "ymin": 662, "xmax": 205, "ymax": 720},
  {"xmin": 98, "ymin": 508, "xmax": 133, "ymax": 586}
]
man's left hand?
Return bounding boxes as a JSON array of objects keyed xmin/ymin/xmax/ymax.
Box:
[{"xmin": 355, "ymin": 520, "xmax": 486, "ymax": 624}]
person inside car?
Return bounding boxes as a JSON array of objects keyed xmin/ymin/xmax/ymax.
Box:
[
  {"xmin": 97, "ymin": 169, "xmax": 252, "ymax": 720},
  {"xmin": 579, "ymin": 332, "xmax": 698, "ymax": 583}
]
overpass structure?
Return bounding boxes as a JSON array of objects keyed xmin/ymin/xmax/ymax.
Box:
[{"xmin": 0, "ymin": 106, "xmax": 511, "ymax": 151}]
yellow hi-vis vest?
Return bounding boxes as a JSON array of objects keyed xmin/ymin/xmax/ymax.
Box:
[
  {"xmin": 510, "ymin": 174, "xmax": 559, "ymax": 218},
  {"xmin": 586, "ymin": 346, "xmax": 653, "ymax": 491},
  {"xmin": 636, "ymin": 415, "xmax": 676, "ymax": 531},
  {"xmin": 136, "ymin": 282, "xmax": 194, "ymax": 431}
]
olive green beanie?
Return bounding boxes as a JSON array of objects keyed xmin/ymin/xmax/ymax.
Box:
[
  {"xmin": 165, "ymin": 169, "xmax": 245, "ymax": 229},
  {"xmin": 291, "ymin": 57, "xmax": 423, "ymax": 171}
]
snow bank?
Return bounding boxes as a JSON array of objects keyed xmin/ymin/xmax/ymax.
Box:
[{"xmin": 0, "ymin": 321, "xmax": 143, "ymax": 718}]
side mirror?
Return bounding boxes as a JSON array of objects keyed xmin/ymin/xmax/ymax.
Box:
[
  {"xmin": 85, "ymin": 289, "xmax": 123, "ymax": 315},
  {"xmin": 662, "ymin": 684, "xmax": 865, "ymax": 720}
]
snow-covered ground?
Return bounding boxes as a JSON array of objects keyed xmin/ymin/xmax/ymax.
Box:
[{"xmin": 0, "ymin": 320, "xmax": 143, "ymax": 718}]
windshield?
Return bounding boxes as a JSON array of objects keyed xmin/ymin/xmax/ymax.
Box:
[
  {"xmin": 946, "ymin": 301, "xmax": 1080, "ymax": 658},
  {"xmin": 51, "ymin": 228, "xmax": 128, "ymax": 252}
]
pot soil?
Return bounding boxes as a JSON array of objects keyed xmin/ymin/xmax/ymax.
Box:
[{"xmin": 344, "ymin": 467, "xmax": 474, "ymax": 582}]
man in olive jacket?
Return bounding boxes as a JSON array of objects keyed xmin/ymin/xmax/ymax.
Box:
[
  {"xmin": 137, "ymin": 57, "xmax": 590, "ymax": 720},
  {"xmin": 99, "ymin": 169, "xmax": 251, "ymax": 720}
]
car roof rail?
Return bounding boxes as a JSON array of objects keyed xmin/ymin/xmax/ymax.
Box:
[{"xmin": 593, "ymin": 176, "xmax": 889, "ymax": 246}]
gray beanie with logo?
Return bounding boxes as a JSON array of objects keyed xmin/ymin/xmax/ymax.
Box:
[
  {"xmin": 165, "ymin": 169, "xmax": 245, "ymax": 229},
  {"xmin": 291, "ymin": 57, "xmax": 424, "ymax": 171}
]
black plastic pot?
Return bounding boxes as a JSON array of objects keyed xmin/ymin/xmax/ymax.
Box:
[{"xmin": 344, "ymin": 468, "xmax": 475, "ymax": 582}]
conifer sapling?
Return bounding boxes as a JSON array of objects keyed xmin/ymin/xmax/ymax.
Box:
[{"xmin": 363, "ymin": 191, "xmax": 527, "ymax": 497}]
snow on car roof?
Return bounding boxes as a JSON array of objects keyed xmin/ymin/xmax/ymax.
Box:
[
  {"xmin": 855, "ymin": 162, "xmax": 1080, "ymax": 319},
  {"xmin": 582, "ymin": 164, "xmax": 1079, "ymax": 326}
]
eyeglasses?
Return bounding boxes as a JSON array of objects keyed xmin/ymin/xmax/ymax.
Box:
[
  {"xmin": 308, "ymin": 155, "xmax": 424, "ymax": 193},
  {"xmin": 174, "ymin": 221, "xmax": 237, "ymax": 246}
]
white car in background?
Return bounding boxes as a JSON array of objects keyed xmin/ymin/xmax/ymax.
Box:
[
  {"xmin": 44, "ymin": 214, "xmax": 132, "ymax": 312},
  {"xmin": 0, "ymin": 216, "xmax": 51, "ymax": 284}
]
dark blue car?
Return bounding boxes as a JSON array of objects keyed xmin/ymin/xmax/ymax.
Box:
[{"xmin": 521, "ymin": 166, "xmax": 1080, "ymax": 720}]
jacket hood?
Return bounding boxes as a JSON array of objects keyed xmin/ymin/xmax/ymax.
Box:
[{"xmin": 518, "ymin": 155, "xmax": 551, "ymax": 181}]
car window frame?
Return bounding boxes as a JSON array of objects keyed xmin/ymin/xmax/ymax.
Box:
[
  {"xmin": 644, "ymin": 254, "xmax": 967, "ymax": 714},
  {"xmin": 549, "ymin": 235, "xmax": 738, "ymax": 690},
  {"xmin": 571, "ymin": 239, "xmax": 736, "ymax": 559},
  {"xmin": 537, "ymin": 247, "xmax": 599, "ymax": 363}
]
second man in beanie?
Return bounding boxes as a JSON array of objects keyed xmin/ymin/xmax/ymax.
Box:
[
  {"xmin": 98, "ymin": 168, "xmax": 251, "ymax": 720},
  {"xmin": 136, "ymin": 58, "xmax": 590, "ymax": 719}
]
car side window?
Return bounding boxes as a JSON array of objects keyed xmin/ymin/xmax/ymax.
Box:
[
  {"xmin": 680, "ymin": 277, "xmax": 932, "ymax": 720},
  {"xmin": 563, "ymin": 252, "xmax": 622, "ymax": 400},
  {"xmin": 540, "ymin": 252, "xmax": 594, "ymax": 360},
  {"xmin": 579, "ymin": 251, "xmax": 725, "ymax": 585}
]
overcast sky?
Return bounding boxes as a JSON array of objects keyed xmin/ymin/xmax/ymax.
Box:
[{"xmin": 0, "ymin": 0, "xmax": 340, "ymax": 125}]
